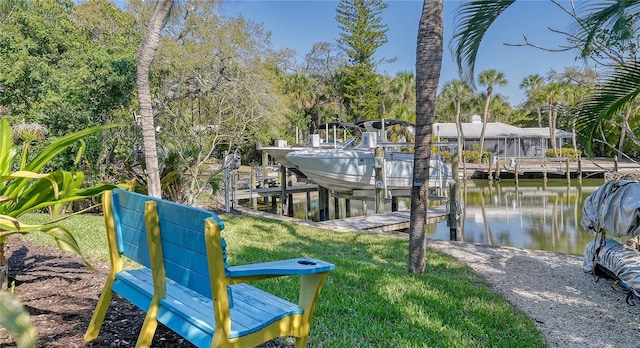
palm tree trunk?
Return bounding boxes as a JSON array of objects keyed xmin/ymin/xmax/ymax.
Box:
[
  {"xmin": 479, "ymin": 92, "xmax": 491, "ymax": 155},
  {"xmin": 409, "ymin": 0, "xmax": 442, "ymax": 274},
  {"xmin": 137, "ymin": 0, "xmax": 173, "ymax": 198}
]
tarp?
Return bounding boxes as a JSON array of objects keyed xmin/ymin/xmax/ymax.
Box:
[
  {"xmin": 583, "ymin": 238, "xmax": 640, "ymax": 298},
  {"xmin": 581, "ymin": 180, "xmax": 640, "ymax": 237}
]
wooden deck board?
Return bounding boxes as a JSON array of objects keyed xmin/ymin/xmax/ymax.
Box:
[{"xmin": 233, "ymin": 205, "xmax": 449, "ymax": 234}]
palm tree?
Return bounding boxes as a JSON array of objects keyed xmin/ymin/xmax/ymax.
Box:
[
  {"xmin": 408, "ymin": 0, "xmax": 443, "ymax": 274},
  {"xmin": 477, "ymin": 69, "xmax": 507, "ymax": 155},
  {"xmin": 520, "ymin": 74, "xmax": 545, "ymax": 127},
  {"xmin": 534, "ymin": 82, "xmax": 565, "ymax": 157},
  {"xmin": 440, "ymin": 79, "xmax": 472, "ymax": 165},
  {"xmin": 137, "ymin": 0, "xmax": 173, "ymax": 198}
]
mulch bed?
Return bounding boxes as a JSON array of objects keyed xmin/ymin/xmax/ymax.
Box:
[{"xmin": 1, "ymin": 237, "xmax": 288, "ymax": 347}]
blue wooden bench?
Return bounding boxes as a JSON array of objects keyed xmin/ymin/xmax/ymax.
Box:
[{"xmin": 84, "ymin": 188, "xmax": 335, "ymax": 347}]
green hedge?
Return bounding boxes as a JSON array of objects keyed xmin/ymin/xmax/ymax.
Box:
[{"xmin": 545, "ymin": 148, "xmax": 581, "ymax": 161}]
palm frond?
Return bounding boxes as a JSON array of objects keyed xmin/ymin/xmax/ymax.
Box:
[
  {"xmin": 576, "ymin": 63, "xmax": 640, "ymax": 155},
  {"xmin": 573, "ymin": 0, "xmax": 640, "ymax": 59},
  {"xmin": 451, "ymin": 0, "xmax": 515, "ymax": 85}
]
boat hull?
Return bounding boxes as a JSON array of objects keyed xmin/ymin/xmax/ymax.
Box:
[{"xmin": 286, "ymin": 149, "xmax": 451, "ymax": 193}]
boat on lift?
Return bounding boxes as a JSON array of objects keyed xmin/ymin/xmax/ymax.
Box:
[{"xmin": 285, "ymin": 129, "xmax": 452, "ymax": 194}]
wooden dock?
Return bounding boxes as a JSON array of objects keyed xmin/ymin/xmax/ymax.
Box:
[{"xmin": 232, "ymin": 205, "xmax": 449, "ymax": 234}]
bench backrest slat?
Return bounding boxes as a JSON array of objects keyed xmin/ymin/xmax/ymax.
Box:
[
  {"xmin": 111, "ymin": 190, "xmax": 152, "ymax": 268},
  {"xmin": 112, "ymin": 188, "xmax": 225, "ymax": 298}
]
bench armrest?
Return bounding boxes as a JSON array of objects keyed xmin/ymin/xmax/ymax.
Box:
[{"xmin": 226, "ymin": 258, "xmax": 335, "ymax": 280}]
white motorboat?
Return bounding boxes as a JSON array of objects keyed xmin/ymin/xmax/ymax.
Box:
[{"xmin": 285, "ymin": 132, "xmax": 452, "ymax": 194}]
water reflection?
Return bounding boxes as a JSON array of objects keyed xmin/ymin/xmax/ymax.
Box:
[
  {"xmin": 429, "ymin": 179, "xmax": 604, "ymax": 254},
  {"xmin": 240, "ymin": 178, "xmax": 607, "ymax": 254}
]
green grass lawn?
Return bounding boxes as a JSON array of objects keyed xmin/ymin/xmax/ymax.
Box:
[{"xmin": 21, "ymin": 213, "xmax": 546, "ymax": 348}]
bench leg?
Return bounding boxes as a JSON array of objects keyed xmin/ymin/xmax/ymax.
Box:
[
  {"xmin": 135, "ymin": 298, "xmax": 160, "ymax": 348},
  {"xmin": 295, "ymin": 272, "xmax": 329, "ymax": 348},
  {"xmin": 84, "ymin": 278, "xmax": 115, "ymax": 341}
]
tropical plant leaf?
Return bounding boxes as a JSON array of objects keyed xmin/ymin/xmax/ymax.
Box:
[
  {"xmin": 572, "ymin": 0, "xmax": 640, "ymax": 59},
  {"xmin": 0, "ymin": 291, "xmax": 37, "ymax": 348},
  {"xmin": 23, "ymin": 123, "xmax": 122, "ymax": 173},
  {"xmin": 451, "ymin": 0, "xmax": 515, "ymax": 84},
  {"xmin": 576, "ymin": 63, "xmax": 640, "ymax": 155}
]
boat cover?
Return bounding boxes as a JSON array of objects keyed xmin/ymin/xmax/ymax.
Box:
[
  {"xmin": 581, "ymin": 180, "xmax": 640, "ymax": 237},
  {"xmin": 583, "ymin": 238, "xmax": 640, "ymax": 298}
]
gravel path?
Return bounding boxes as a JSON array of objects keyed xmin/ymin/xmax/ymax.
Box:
[{"xmin": 428, "ymin": 239, "xmax": 640, "ymax": 348}]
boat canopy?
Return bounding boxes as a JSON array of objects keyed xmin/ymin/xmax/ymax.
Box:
[{"xmin": 581, "ymin": 179, "xmax": 640, "ymax": 238}]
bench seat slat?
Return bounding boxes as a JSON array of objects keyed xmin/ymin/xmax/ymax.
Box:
[{"xmin": 113, "ymin": 268, "xmax": 303, "ymax": 344}]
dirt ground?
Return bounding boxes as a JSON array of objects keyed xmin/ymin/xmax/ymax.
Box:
[{"xmin": 0, "ymin": 237, "xmax": 287, "ymax": 348}]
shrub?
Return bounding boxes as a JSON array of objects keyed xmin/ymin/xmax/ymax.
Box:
[{"xmin": 545, "ymin": 148, "xmax": 581, "ymax": 161}]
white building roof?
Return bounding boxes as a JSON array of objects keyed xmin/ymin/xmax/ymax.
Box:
[{"xmin": 433, "ymin": 122, "xmax": 573, "ymax": 139}]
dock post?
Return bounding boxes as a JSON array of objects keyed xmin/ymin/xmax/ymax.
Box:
[
  {"xmin": 578, "ymin": 158, "xmax": 582, "ymax": 183},
  {"xmin": 514, "ymin": 162, "xmax": 519, "ymax": 185},
  {"xmin": 250, "ymin": 166, "xmax": 257, "ymax": 210},
  {"xmin": 318, "ymin": 186, "xmax": 329, "ymax": 221},
  {"xmin": 495, "ymin": 158, "xmax": 501, "ymax": 180},
  {"xmin": 374, "ymin": 147, "xmax": 385, "ymax": 214},
  {"xmin": 279, "ymin": 165, "xmax": 287, "ymax": 216},
  {"xmin": 262, "ymin": 151, "xmax": 269, "ymax": 205},
  {"xmin": 543, "ymin": 158, "xmax": 548, "ymax": 184},
  {"xmin": 448, "ymin": 183, "xmax": 458, "ymax": 241},
  {"xmin": 271, "ymin": 195, "xmax": 277, "ymax": 214},
  {"xmin": 565, "ymin": 158, "xmax": 571, "ymax": 184},
  {"xmin": 488, "ymin": 158, "xmax": 494, "ymax": 182}
]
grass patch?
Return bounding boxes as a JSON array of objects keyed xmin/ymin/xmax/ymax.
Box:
[{"xmin": 19, "ymin": 213, "xmax": 546, "ymax": 347}]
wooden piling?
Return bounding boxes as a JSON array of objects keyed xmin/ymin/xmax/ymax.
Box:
[
  {"xmin": 306, "ymin": 191, "xmax": 311, "ymax": 220},
  {"xmin": 514, "ymin": 162, "xmax": 519, "ymax": 185},
  {"xmin": 262, "ymin": 152, "xmax": 269, "ymax": 205},
  {"xmin": 280, "ymin": 165, "xmax": 287, "ymax": 216},
  {"xmin": 448, "ymin": 183, "xmax": 459, "ymax": 241},
  {"xmin": 250, "ymin": 166, "xmax": 257, "ymax": 209},
  {"xmin": 578, "ymin": 158, "xmax": 582, "ymax": 182},
  {"xmin": 345, "ymin": 199, "xmax": 351, "ymax": 218},
  {"xmin": 374, "ymin": 147, "xmax": 385, "ymax": 214},
  {"xmin": 318, "ymin": 186, "xmax": 329, "ymax": 221},
  {"xmin": 565, "ymin": 158, "xmax": 571, "ymax": 185}
]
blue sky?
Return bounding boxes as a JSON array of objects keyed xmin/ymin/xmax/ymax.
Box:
[{"xmin": 222, "ymin": 0, "xmax": 589, "ymax": 106}]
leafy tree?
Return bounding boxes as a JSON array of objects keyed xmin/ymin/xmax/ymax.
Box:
[
  {"xmin": 0, "ymin": 0, "xmax": 139, "ymax": 174},
  {"xmin": 146, "ymin": 2, "xmax": 288, "ymax": 203},
  {"xmin": 336, "ymin": 0, "xmax": 391, "ymax": 122},
  {"xmin": 409, "ymin": 0, "xmax": 443, "ymax": 274}
]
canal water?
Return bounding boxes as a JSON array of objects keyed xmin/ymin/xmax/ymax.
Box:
[{"xmin": 240, "ymin": 178, "xmax": 610, "ymax": 255}]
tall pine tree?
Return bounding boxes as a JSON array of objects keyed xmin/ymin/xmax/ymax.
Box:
[{"xmin": 335, "ymin": 0, "xmax": 391, "ymax": 122}]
